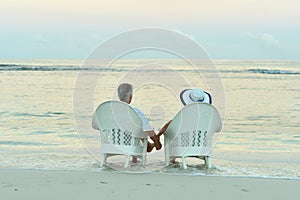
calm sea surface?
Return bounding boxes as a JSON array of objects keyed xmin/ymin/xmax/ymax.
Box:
[{"xmin": 0, "ymin": 59, "xmax": 299, "ymax": 179}]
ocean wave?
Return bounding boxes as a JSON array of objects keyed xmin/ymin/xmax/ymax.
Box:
[
  {"xmin": 0, "ymin": 64, "xmax": 129, "ymax": 72},
  {"xmin": 0, "ymin": 64, "xmax": 18, "ymax": 67},
  {"xmin": 247, "ymin": 69, "xmax": 300, "ymax": 75},
  {"xmin": 0, "ymin": 64, "xmax": 89, "ymax": 71},
  {"xmin": 220, "ymin": 69, "xmax": 300, "ymax": 75},
  {"xmin": 0, "ymin": 64, "xmax": 211, "ymax": 72},
  {"xmin": 2, "ymin": 111, "xmax": 71, "ymax": 118},
  {"xmin": 1, "ymin": 63, "xmax": 299, "ymax": 75}
]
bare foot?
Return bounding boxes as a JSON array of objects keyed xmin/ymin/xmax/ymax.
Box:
[
  {"xmin": 147, "ymin": 142, "xmax": 155, "ymax": 152},
  {"xmin": 132, "ymin": 156, "xmax": 137, "ymax": 163}
]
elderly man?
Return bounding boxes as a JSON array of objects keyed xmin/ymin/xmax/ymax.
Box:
[
  {"xmin": 116, "ymin": 83, "xmax": 162, "ymax": 152},
  {"xmin": 92, "ymin": 83, "xmax": 162, "ymax": 154}
]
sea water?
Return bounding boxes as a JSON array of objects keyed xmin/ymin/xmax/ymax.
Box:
[{"xmin": 0, "ymin": 59, "xmax": 299, "ymax": 179}]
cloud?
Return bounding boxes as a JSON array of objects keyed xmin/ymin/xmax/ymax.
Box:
[
  {"xmin": 30, "ymin": 34, "xmax": 49, "ymax": 45},
  {"xmin": 69, "ymin": 34, "xmax": 104, "ymax": 49},
  {"xmin": 244, "ymin": 32, "xmax": 280, "ymax": 48}
]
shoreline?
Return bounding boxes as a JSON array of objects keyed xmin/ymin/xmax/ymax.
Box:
[
  {"xmin": 1, "ymin": 169, "xmax": 299, "ymax": 200},
  {"xmin": 3, "ymin": 167, "xmax": 300, "ymax": 181}
]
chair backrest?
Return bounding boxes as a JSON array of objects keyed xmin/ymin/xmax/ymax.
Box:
[
  {"xmin": 94, "ymin": 101, "xmax": 147, "ymax": 147},
  {"xmin": 164, "ymin": 103, "xmax": 222, "ymax": 155}
]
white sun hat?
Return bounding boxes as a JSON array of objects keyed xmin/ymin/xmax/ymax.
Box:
[{"xmin": 180, "ymin": 88, "xmax": 212, "ymax": 105}]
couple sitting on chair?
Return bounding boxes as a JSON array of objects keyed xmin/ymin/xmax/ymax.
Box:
[{"xmin": 92, "ymin": 83, "xmax": 212, "ymax": 153}]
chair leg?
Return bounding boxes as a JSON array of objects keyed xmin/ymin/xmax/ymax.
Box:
[
  {"xmin": 165, "ymin": 156, "xmax": 170, "ymax": 167},
  {"xmin": 165, "ymin": 139, "xmax": 170, "ymax": 166},
  {"xmin": 142, "ymin": 154, "xmax": 146, "ymax": 166},
  {"xmin": 125, "ymin": 155, "xmax": 130, "ymax": 168},
  {"xmin": 142, "ymin": 138, "xmax": 147, "ymax": 166},
  {"xmin": 100, "ymin": 153, "xmax": 106, "ymax": 167},
  {"xmin": 204, "ymin": 156, "xmax": 211, "ymax": 168},
  {"xmin": 182, "ymin": 156, "xmax": 187, "ymax": 169}
]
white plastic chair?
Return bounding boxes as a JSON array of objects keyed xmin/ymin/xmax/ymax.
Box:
[
  {"xmin": 93, "ymin": 101, "xmax": 148, "ymax": 168},
  {"xmin": 164, "ymin": 103, "xmax": 222, "ymax": 169}
]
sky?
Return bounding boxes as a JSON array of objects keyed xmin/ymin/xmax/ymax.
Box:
[{"xmin": 0, "ymin": 0, "xmax": 299, "ymax": 59}]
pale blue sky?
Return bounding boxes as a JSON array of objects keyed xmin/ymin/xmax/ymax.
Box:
[{"xmin": 1, "ymin": 0, "xmax": 299, "ymax": 59}]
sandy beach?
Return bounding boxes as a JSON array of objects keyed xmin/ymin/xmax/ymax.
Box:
[{"xmin": 1, "ymin": 169, "xmax": 299, "ymax": 200}]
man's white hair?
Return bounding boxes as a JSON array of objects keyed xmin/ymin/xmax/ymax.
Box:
[{"xmin": 117, "ymin": 83, "xmax": 133, "ymax": 102}]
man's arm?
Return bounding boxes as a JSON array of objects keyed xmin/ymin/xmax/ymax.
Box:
[{"xmin": 132, "ymin": 107, "xmax": 162, "ymax": 150}]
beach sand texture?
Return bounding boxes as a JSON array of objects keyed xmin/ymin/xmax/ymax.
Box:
[{"xmin": 1, "ymin": 169, "xmax": 299, "ymax": 200}]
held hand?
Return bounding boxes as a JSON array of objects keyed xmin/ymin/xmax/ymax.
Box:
[{"xmin": 150, "ymin": 135, "xmax": 162, "ymax": 150}]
